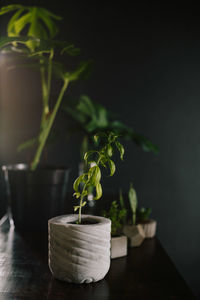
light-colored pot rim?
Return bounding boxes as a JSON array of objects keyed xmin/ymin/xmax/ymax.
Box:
[{"xmin": 48, "ymin": 214, "xmax": 111, "ymax": 228}]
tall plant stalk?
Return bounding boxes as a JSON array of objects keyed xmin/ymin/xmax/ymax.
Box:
[{"xmin": 0, "ymin": 4, "xmax": 89, "ymax": 170}]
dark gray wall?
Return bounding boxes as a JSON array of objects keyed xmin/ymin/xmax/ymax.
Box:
[{"xmin": 0, "ymin": 1, "xmax": 200, "ymax": 298}]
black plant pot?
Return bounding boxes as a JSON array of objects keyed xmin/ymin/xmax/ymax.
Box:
[{"xmin": 4, "ymin": 164, "xmax": 70, "ymax": 232}]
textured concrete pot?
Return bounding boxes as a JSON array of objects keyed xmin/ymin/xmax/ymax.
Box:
[
  {"xmin": 48, "ymin": 214, "xmax": 111, "ymax": 284},
  {"xmin": 123, "ymin": 224, "xmax": 145, "ymax": 247},
  {"xmin": 139, "ymin": 219, "xmax": 157, "ymax": 238},
  {"xmin": 111, "ymin": 235, "xmax": 127, "ymax": 259}
]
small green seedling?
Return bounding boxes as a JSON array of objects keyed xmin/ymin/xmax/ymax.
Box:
[
  {"xmin": 128, "ymin": 183, "xmax": 137, "ymax": 225},
  {"xmin": 73, "ymin": 132, "xmax": 125, "ymax": 224},
  {"xmin": 102, "ymin": 201, "xmax": 127, "ymax": 236}
]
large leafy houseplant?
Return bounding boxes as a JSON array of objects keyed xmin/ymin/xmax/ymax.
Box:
[
  {"xmin": 0, "ymin": 4, "xmax": 89, "ymax": 169},
  {"xmin": 63, "ymin": 95, "xmax": 159, "ymax": 163},
  {"xmin": 48, "ymin": 131, "xmax": 125, "ymax": 283},
  {"xmin": 0, "ymin": 4, "xmax": 89, "ymax": 230},
  {"xmin": 63, "ymin": 95, "xmax": 158, "ymax": 206}
]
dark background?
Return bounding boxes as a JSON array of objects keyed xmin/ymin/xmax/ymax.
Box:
[{"xmin": 0, "ymin": 1, "xmax": 200, "ymax": 298}]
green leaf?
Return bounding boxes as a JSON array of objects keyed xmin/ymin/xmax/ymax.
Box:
[
  {"xmin": 17, "ymin": 137, "xmax": 37, "ymax": 152},
  {"xmin": 108, "ymin": 159, "xmax": 116, "ymax": 176},
  {"xmin": 0, "ymin": 36, "xmax": 32, "ymax": 49},
  {"xmin": 0, "ymin": 5, "xmax": 23, "ymax": 16},
  {"xmin": 88, "ymin": 165, "xmax": 101, "ymax": 185},
  {"xmin": 64, "ymin": 61, "xmax": 92, "ymax": 82},
  {"xmin": 63, "ymin": 105, "xmax": 86, "ymax": 124},
  {"xmin": 1, "ymin": 5, "xmax": 62, "ymax": 47},
  {"xmin": 37, "ymin": 8, "xmax": 59, "ymax": 38},
  {"xmin": 137, "ymin": 207, "xmax": 152, "ymax": 222},
  {"xmin": 93, "ymin": 132, "xmax": 107, "ymax": 143},
  {"xmin": 74, "ymin": 205, "xmax": 80, "ymax": 212},
  {"xmin": 106, "ymin": 144, "xmax": 113, "ymax": 157},
  {"xmin": 119, "ymin": 188, "xmax": 125, "ymax": 209},
  {"xmin": 99, "ymin": 156, "xmax": 107, "ymax": 168},
  {"xmin": 81, "ymin": 201, "xmax": 87, "ymax": 207},
  {"xmin": 73, "ymin": 174, "xmax": 86, "ymax": 192},
  {"xmin": 84, "ymin": 150, "xmax": 97, "ymax": 161},
  {"xmin": 115, "ymin": 140, "xmax": 125, "ymax": 160},
  {"xmin": 73, "ymin": 192, "xmax": 81, "ymax": 199},
  {"xmin": 129, "ymin": 183, "xmax": 137, "ymax": 225},
  {"xmin": 77, "ymin": 95, "xmax": 96, "ymax": 117},
  {"xmin": 93, "ymin": 134, "xmax": 99, "ymax": 144},
  {"xmin": 108, "ymin": 132, "xmax": 118, "ymax": 143},
  {"xmin": 7, "ymin": 8, "xmax": 25, "ymax": 36},
  {"xmin": 61, "ymin": 44, "xmax": 80, "ymax": 56},
  {"xmin": 94, "ymin": 182, "xmax": 102, "ymax": 200},
  {"xmin": 14, "ymin": 12, "xmax": 31, "ymax": 36}
]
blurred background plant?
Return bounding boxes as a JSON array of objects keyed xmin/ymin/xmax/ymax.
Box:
[
  {"xmin": 0, "ymin": 4, "xmax": 90, "ymax": 170},
  {"xmin": 63, "ymin": 95, "xmax": 159, "ymax": 170},
  {"xmin": 137, "ymin": 207, "xmax": 152, "ymax": 224},
  {"xmin": 119, "ymin": 183, "xmax": 152, "ymax": 225},
  {"xmin": 102, "ymin": 200, "xmax": 127, "ymax": 236}
]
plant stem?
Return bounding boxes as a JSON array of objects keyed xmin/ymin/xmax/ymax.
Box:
[
  {"xmin": 46, "ymin": 49, "xmax": 54, "ymax": 106},
  {"xmin": 31, "ymin": 79, "xmax": 69, "ymax": 170},
  {"xmin": 132, "ymin": 213, "xmax": 136, "ymax": 226},
  {"xmin": 77, "ymin": 154, "xmax": 101, "ymax": 224},
  {"xmin": 40, "ymin": 50, "xmax": 53, "ymax": 127},
  {"xmin": 78, "ymin": 179, "xmax": 89, "ymax": 224},
  {"xmin": 40, "ymin": 62, "xmax": 49, "ymax": 124},
  {"xmin": 78, "ymin": 196, "xmax": 84, "ymax": 224}
]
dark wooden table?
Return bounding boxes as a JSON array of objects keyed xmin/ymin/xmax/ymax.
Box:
[{"xmin": 0, "ymin": 218, "xmax": 195, "ymax": 300}]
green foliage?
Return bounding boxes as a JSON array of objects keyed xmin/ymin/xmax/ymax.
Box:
[
  {"xmin": 102, "ymin": 201, "xmax": 127, "ymax": 236},
  {"xmin": 128, "ymin": 183, "xmax": 137, "ymax": 225},
  {"xmin": 0, "ymin": 5, "xmax": 61, "ymax": 51},
  {"xmin": 120, "ymin": 184, "xmax": 152, "ymax": 225},
  {"xmin": 0, "ymin": 4, "xmax": 89, "ymax": 170},
  {"xmin": 137, "ymin": 207, "xmax": 152, "ymax": 223},
  {"xmin": 63, "ymin": 95, "xmax": 159, "ymax": 155},
  {"xmin": 73, "ymin": 132, "xmax": 125, "ymax": 224}
]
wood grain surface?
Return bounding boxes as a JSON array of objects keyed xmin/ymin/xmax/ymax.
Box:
[{"xmin": 0, "ymin": 218, "xmax": 196, "ymax": 300}]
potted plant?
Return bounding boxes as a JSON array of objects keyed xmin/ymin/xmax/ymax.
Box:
[
  {"xmin": 122, "ymin": 183, "xmax": 145, "ymax": 247},
  {"xmin": 0, "ymin": 4, "xmax": 89, "ymax": 230},
  {"xmin": 63, "ymin": 95, "xmax": 158, "ymax": 207},
  {"xmin": 48, "ymin": 132, "xmax": 125, "ymax": 283},
  {"xmin": 63, "ymin": 95, "xmax": 158, "ymax": 169},
  {"xmin": 102, "ymin": 200, "xmax": 127, "ymax": 259},
  {"xmin": 122, "ymin": 183, "xmax": 157, "ymax": 245},
  {"xmin": 137, "ymin": 207, "xmax": 157, "ymax": 238}
]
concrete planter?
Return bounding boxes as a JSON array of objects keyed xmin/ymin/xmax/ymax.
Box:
[
  {"xmin": 139, "ymin": 219, "xmax": 157, "ymax": 238},
  {"xmin": 111, "ymin": 235, "xmax": 127, "ymax": 259},
  {"xmin": 48, "ymin": 214, "xmax": 111, "ymax": 284},
  {"xmin": 123, "ymin": 224, "xmax": 145, "ymax": 247}
]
